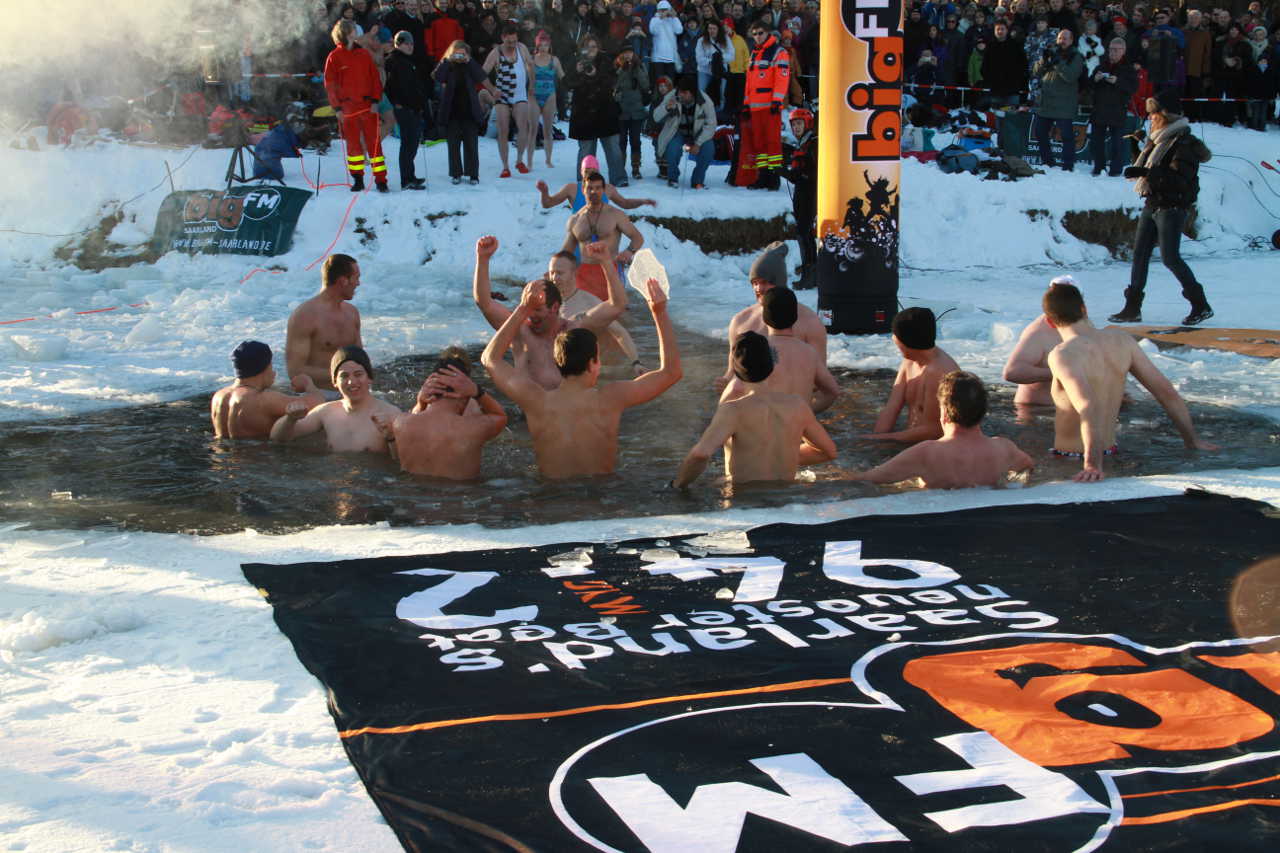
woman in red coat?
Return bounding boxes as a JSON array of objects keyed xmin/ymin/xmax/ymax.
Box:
[{"xmin": 325, "ymin": 19, "xmax": 389, "ymax": 192}]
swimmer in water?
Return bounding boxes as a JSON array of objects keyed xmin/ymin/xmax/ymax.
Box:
[
  {"xmin": 1002, "ymin": 274, "xmax": 1074, "ymax": 411},
  {"xmin": 386, "ymin": 347, "xmax": 508, "ymax": 479},
  {"xmin": 286, "ymin": 254, "xmax": 363, "ymax": 391},
  {"xmin": 865, "ymin": 307, "xmax": 960, "ymax": 443},
  {"xmin": 719, "ymin": 287, "xmax": 839, "ymax": 412},
  {"xmin": 717, "ymin": 241, "xmax": 827, "ymax": 393},
  {"xmin": 546, "ymin": 249, "xmax": 643, "ymax": 374},
  {"xmin": 561, "ymin": 171, "xmax": 645, "ymax": 301},
  {"xmin": 850, "ymin": 371, "xmax": 1034, "ymax": 489},
  {"xmin": 473, "ymin": 235, "xmax": 628, "ymax": 390},
  {"xmin": 674, "ymin": 330, "xmax": 836, "ymax": 487},
  {"xmin": 481, "ymin": 277, "xmax": 681, "ymax": 479},
  {"xmin": 536, "ymin": 154, "xmax": 657, "ymax": 210},
  {"xmin": 1042, "ymin": 280, "xmax": 1218, "ymax": 482},
  {"xmin": 270, "ymin": 346, "xmax": 401, "ymax": 453},
  {"xmin": 210, "ymin": 340, "xmax": 325, "ymax": 439}
]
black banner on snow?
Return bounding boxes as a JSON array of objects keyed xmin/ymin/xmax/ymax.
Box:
[
  {"xmin": 243, "ymin": 492, "xmax": 1280, "ymax": 852},
  {"xmin": 150, "ymin": 185, "xmax": 310, "ymax": 256}
]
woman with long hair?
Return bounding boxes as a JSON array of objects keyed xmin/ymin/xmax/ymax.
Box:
[
  {"xmin": 695, "ymin": 19, "xmax": 734, "ymax": 108},
  {"xmin": 433, "ymin": 40, "xmax": 499, "ymax": 183},
  {"xmin": 531, "ymin": 30, "xmax": 565, "ymax": 167}
]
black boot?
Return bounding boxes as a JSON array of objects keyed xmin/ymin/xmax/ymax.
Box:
[
  {"xmin": 1182, "ymin": 302, "xmax": 1214, "ymax": 325},
  {"xmin": 350, "ymin": 173, "xmax": 365, "ymax": 192},
  {"xmin": 1107, "ymin": 288, "xmax": 1143, "ymax": 323}
]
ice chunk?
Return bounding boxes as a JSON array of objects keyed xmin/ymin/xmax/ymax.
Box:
[
  {"xmin": 626, "ymin": 248, "xmax": 669, "ymax": 297},
  {"xmin": 124, "ymin": 315, "xmax": 164, "ymax": 346},
  {"xmin": 11, "ymin": 334, "xmax": 69, "ymax": 361}
]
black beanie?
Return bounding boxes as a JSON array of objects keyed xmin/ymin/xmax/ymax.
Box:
[
  {"xmin": 732, "ymin": 331, "xmax": 773, "ymax": 383},
  {"xmin": 330, "ymin": 345, "xmax": 375, "ymax": 383},
  {"xmin": 232, "ymin": 340, "xmax": 272, "ymax": 379}
]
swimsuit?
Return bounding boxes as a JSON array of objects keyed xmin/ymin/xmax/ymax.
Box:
[
  {"xmin": 495, "ymin": 52, "xmax": 529, "ymax": 106},
  {"xmin": 1050, "ymin": 445, "xmax": 1119, "ymax": 458},
  {"xmin": 533, "ymin": 62, "xmax": 557, "ymax": 107}
]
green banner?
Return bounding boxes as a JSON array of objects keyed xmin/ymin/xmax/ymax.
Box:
[{"xmin": 150, "ymin": 186, "xmax": 310, "ymax": 257}]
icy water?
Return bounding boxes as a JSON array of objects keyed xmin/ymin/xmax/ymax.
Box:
[{"xmin": 1, "ymin": 324, "xmax": 1276, "ymax": 535}]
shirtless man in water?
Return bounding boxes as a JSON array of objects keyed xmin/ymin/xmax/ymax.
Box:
[
  {"xmin": 850, "ymin": 371, "xmax": 1033, "ymax": 489},
  {"xmin": 560, "ymin": 171, "xmax": 645, "ymax": 301},
  {"xmin": 270, "ymin": 346, "xmax": 401, "ymax": 453},
  {"xmin": 1042, "ymin": 281, "xmax": 1217, "ymax": 482},
  {"xmin": 717, "ymin": 242, "xmax": 827, "ymax": 393},
  {"xmin": 675, "ymin": 331, "xmax": 836, "ymax": 488},
  {"xmin": 719, "ymin": 287, "xmax": 839, "ymax": 412},
  {"xmin": 385, "ymin": 347, "xmax": 508, "ymax": 479},
  {"xmin": 286, "ymin": 254, "xmax": 363, "ymax": 391},
  {"xmin": 866, "ymin": 307, "xmax": 960, "ymax": 443},
  {"xmin": 1002, "ymin": 275, "xmax": 1075, "ymax": 409},
  {"xmin": 473, "ymin": 235, "xmax": 627, "ymax": 390},
  {"xmin": 481, "ymin": 278, "xmax": 681, "ymax": 479},
  {"xmin": 536, "ymin": 154, "xmax": 657, "ymax": 210},
  {"xmin": 546, "ymin": 249, "xmax": 642, "ymax": 373},
  {"xmin": 210, "ymin": 340, "xmax": 325, "ymax": 439}
]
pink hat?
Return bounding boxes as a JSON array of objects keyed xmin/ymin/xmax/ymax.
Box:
[{"xmin": 580, "ymin": 154, "xmax": 600, "ymax": 173}]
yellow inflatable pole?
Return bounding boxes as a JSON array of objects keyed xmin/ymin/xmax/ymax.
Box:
[{"xmin": 816, "ymin": 0, "xmax": 903, "ymax": 334}]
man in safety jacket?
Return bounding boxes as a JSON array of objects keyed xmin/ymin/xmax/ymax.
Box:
[
  {"xmin": 324, "ymin": 19, "xmax": 389, "ymax": 192},
  {"xmin": 734, "ymin": 21, "xmax": 790, "ymax": 189}
]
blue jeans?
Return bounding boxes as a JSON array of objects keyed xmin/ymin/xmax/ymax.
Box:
[
  {"xmin": 1033, "ymin": 114, "xmax": 1075, "ymax": 170},
  {"xmin": 1129, "ymin": 205, "xmax": 1207, "ymax": 305},
  {"xmin": 577, "ymin": 135, "xmax": 625, "ymax": 186},
  {"xmin": 664, "ymin": 135, "xmax": 713, "ymax": 186},
  {"xmin": 1089, "ymin": 120, "xmax": 1126, "ymax": 176}
]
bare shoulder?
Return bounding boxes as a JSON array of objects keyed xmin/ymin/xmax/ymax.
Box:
[
  {"xmin": 729, "ymin": 304, "xmax": 757, "ymax": 329},
  {"xmin": 933, "ymin": 347, "xmax": 960, "ymax": 374},
  {"xmin": 289, "ymin": 295, "xmax": 321, "ymax": 324}
]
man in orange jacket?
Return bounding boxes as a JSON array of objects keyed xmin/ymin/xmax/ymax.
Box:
[
  {"xmin": 325, "ymin": 19, "xmax": 389, "ymax": 192},
  {"xmin": 735, "ymin": 21, "xmax": 790, "ymax": 189}
]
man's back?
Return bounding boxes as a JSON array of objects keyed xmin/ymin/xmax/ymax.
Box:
[
  {"xmin": 394, "ymin": 408, "xmax": 494, "ymax": 479},
  {"xmin": 902, "ymin": 349, "xmax": 959, "ymax": 427},
  {"xmin": 211, "ymin": 386, "xmax": 281, "ymax": 439},
  {"xmin": 1049, "ymin": 327, "xmax": 1132, "ymax": 452},
  {"xmin": 525, "ymin": 385, "xmax": 622, "ymax": 478},
  {"xmin": 913, "ymin": 434, "xmax": 1031, "ymax": 489},
  {"xmin": 723, "ymin": 391, "xmax": 813, "ymax": 482}
]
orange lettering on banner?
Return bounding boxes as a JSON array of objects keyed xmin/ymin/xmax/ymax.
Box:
[
  {"xmin": 1199, "ymin": 651, "xmax": 1280, "ymax": 695},
  {"xmin": 869, "ymin": 37, "xmax": 903, "ymax": 82},
  {"xmin": 903, "ymin": 642, "xmax": 1273, "ymax": 766}
]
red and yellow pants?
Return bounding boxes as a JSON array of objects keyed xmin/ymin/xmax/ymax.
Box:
[
  {"xmin": 340, "ymin": 109, "xmax": 387, "ymax": 185},
  {"xmin": 735, "ymin": 107, "xmax": 783, "ymax": 187}
]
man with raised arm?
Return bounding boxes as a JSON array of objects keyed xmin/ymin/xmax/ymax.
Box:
[
  {"xmin": 472, "ymin": 235, "xmax": 628, "ymax": 389},
  {"xmin": 560, "ymin": 170, "xmax": 646, "ymax": 301},
  {"xmin": 546, "ymin": 249, "xmax": 643, "ymax": 373},
  {"xmin": 719, "ymin": 286, "xmax": 839, "ymax": 412},
  {"xmin": 286, "ymin": 253, "xmax": 363, "ymax": 391},
  {"xmin": 866, "ymin": 307, "xmax": 960, "ymax": 443},
  {"xmin": 675, "ymin": 331, "xmax": 836, "ymax": 488},
  {"xmin": 211, "ymin": 341, "xmax": 326, "ymax": 439},
  {"xmin": 536, "ymin": 154, "xmax": 657, "ymax": 211},
  {"xmin": 1042, "ymin": 280, "xmax": 1217, "ymax": 482},
  {"xmin": 717, "ymin": 241, "xmax": 826, "ymax": 392},
  {"xmin": 481, "ymin": 278, "xmax": 682, "ymax": 479},
  {"xmin": 270, "ymin": 346, "xmax": 401, "ymax": 453},
  {"xmin": 850, "ymin": 371, "xmax": 1034, "ymax": 489},
  {"xmin": 385, "ymin": 347, "xmax": 508, "ymax": 479}
]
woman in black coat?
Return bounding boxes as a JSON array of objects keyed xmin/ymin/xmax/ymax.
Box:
[{"xmin": 433, "ymin": 41, "xmax": 498, "ymax": 183}]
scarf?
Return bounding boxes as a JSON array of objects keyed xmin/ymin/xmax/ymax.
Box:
[{"xmin": 1133, "ymin": 116, "xmax": 1189, "ymax": 198}]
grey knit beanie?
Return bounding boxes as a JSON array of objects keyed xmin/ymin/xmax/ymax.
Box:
[{"xmin": 749, "ymin": 241, "xmax": 789, "ymax": 289}]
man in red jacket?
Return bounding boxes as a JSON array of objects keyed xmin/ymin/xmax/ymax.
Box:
[
  {"xmin": 735, "ymin": 21, "xmax": 791, "ymax": 189},
  {"xmin": 325, "ymin": 19, "xmax": 389, "ymax": 192}
]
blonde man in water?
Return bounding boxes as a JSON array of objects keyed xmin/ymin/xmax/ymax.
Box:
[
  {"xmin": 211, "ymin": 341, "xmax": 325, "ymax": 439},
  {"xmin": 270, "ymin": 346, "xmax": 401, "ymax": 454},
  {"xmin": 481, "ymin": 277, "xmax": 681, "ymax": 478},
  {"xmin": 675, "ymin": 330, "xmax": 836, "ymax": 487},
  {"xmin": 1042, "ymin": 281, "xmax": 1217, "ymax": 482},
  {"xmin": 850, "ymin": 371, "xmax": 1034, "ymax": 489}
]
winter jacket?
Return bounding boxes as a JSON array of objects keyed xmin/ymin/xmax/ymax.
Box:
[
  {"xmin": 744, "ymin": 34, "xmax": 790, "ymax": 111},
  {"xmin": 432, "ymin": 57, "xmax": 489, "ymax": 127},
  {"xmin": 614, "ymin": 61, "xmax": 652, "ymax": 121},
  {"xmin": 1077, "ymin": 33, "xmax": 1105, "ymax": 78},
  {"xmin": 567, "ymin": 64, "xmax": 621, "ymax": 139},
  {"xmin": 1132, "ymin": 121, "xmax": 1211, "ymax": 209},
  {"xmin": 695, "ymin": 38, "xmax": 735, "ymax": 77},
  {"xmin": 385, "ymin": 50, "xmax": 427, "ymax": 110},
  {"xmin": 427, "ymin": 14, "xmax": 466, "ymax": 62},
  {"xmin": 727, "ymin": 33, "xmax": 750, "ymax": 73},
  {"xmin": 654, "ymin": 89, "xmax": 717, "ymax": 153},
  {"xmin": 649, "ymin": 13, "xmax": 683, "ymax": 63},
  {"xmin": 1184, "ymin": 26, "xmax": 1214, "ymax": 77},
  {"xmin": 324, "ymin": 44, "xmax": 383, "ymax": 114},
  {"xmin": 1089, "ymin": 59, "xmax": 1138, "ymax": 125},
  {"xmin": 1033, "ymin": 45, "xmax": 1084, "ymax": 118},
  {"xmin": 981, "ymin": 36, "xmax": 1028, "ymax": 96}
]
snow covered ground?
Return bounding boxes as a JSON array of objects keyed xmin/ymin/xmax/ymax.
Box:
[{"xmin": 2, "ymin": 120, "xmax": 1280, "ymax": 851}]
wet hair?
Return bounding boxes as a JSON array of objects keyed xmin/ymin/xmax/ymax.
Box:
[
  {"xmin": 554, "ymin": 327, "xmax": 599, "ymax": 376},
  {"xmin": 892, "ymin": 307, "xmax": 936, "ymax": 350},
  {"xmin": 539, "ymin": 279, "xmax": 563, "ymax": 309},
  {"xmin": 939, "ymin": 371, "xmax": 988, "ymax": 428},
  {"xmin": 583, "ymin": 170, "xmax": 606, "ymax": 187},
  {"xmin": 732, "ymin": 331, "xmax": 774, "ymax": 383},
  {"xmin": 434, "ymin": 344, "xmax": 472, "ymax": 376},
  {"xmin": 322, "ymin": 253, "xmax": 358, "ymax": 288},
  {"xmin": 551, "ymin": 250, "xmax": 579, "ymax": 269},
  {"xmin": 1043, "ymin": 281, "xmax": 1086, "ymax": 325},
  {"xmin": 761, "ymin": 286, "xmax": 798, "ymax": 330}
]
